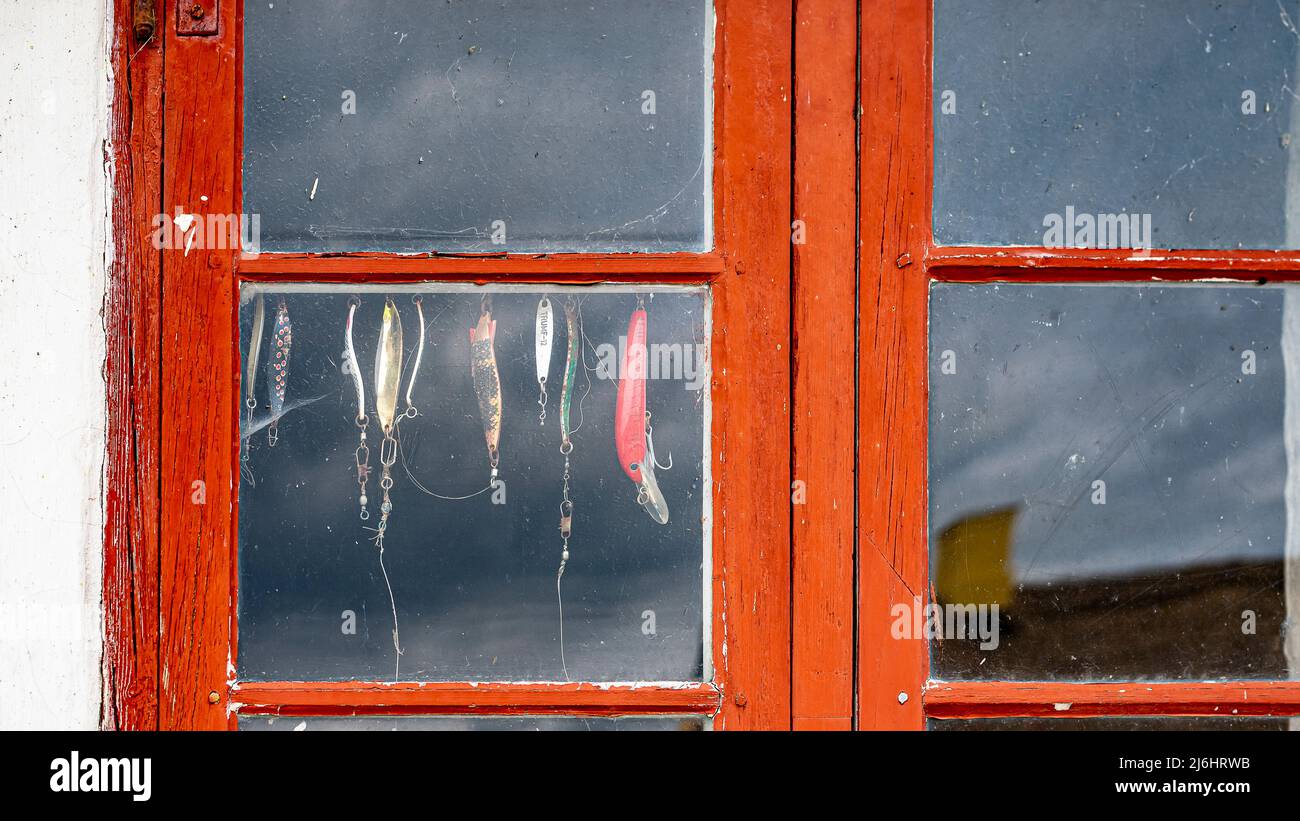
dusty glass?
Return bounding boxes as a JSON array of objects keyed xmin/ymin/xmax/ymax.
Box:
[
  {"xmin": 934, "ymin": 0, "xmax": 1300, "ymax": 250},
  {"xmin": 929, "ymin": 283, "xmax": 1293, "ymax": 680},
  {"xmin": 243, "ymin": 0, "xmax": 713, "ymax": 253},
  {"xmin": 237, "ymin": 284, "xmax": 710, "ymax": 682}
]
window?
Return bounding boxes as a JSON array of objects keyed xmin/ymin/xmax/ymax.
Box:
[
  {"xmin": 119, "ymin": 0, "xmax": 794, "ymax": 730},
  {"xmin": 858, "ymin": 0, "xmax": 1300, "ymax": 728},
  {"xmin": 105, "ymin": 0, "xmax": 1300, "ymax": 734}
]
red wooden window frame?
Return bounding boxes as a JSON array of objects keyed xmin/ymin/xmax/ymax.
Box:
[
  {"xmin": 104, "ymin": 0, "xmax": 829, "ymax": 730},
  {"xmin": 111, "ymin": 0, "xmax": 1300, "ymax": 734},
  {"xmin": 860, "ymin": 0, "xmax": 1300, "ymax": 729}
]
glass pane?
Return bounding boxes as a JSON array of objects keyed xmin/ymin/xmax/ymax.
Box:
[
  {"xmin": 929, "ymin": 283, "xmax": 1294, "ymax": 681},
  {"xmin": 930, "ymin": 716, "xmax": 1294, "ymax": 731},
  {"xmin": 934, "ymin": 0, "xmax": 1300, "ymax": 249},
  {"xmin": 243, "ymin": 0, "xmax": 713, "ymax": 253},
  {"xmin": 241, "ymin": 715, "xmax": 708, "ymax": 731},
  {"xmin": 238, "ymin": 284, "xmax": 710, "ymax": 682}
]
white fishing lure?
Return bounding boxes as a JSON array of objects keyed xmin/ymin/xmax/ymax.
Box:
[{"xmin": 535, "ymin": 296, "xmax": 553, "ymax": 425}]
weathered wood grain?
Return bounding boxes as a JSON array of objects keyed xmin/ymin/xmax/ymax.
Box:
[
  {"xmin": 858, "ymin": 0, "xmax": 929, "ymax": 730},
  {"xmin": 709, "ymin": 0, "xmax": 794, "ymax": 730},
  {"xmin": 792, "ymin": 0, "xmax": 857, "ymax": 731},
  {"xmin": 159, "ymin": 0, "xmax": 238, "ymax": 730},
  {"xmin": 235, "ymin": 682, "xmax": 721, "ymax": 717},
  {"xmin": 927, "ymin": 682, "xmax": 1300, "ymax": 718},
  {"xmin": 103, "ymin": 0, "xmax": 163, "ymax": 731}
]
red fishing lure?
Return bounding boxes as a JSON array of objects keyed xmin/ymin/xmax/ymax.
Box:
[{"xmin": 615, "ymin": 301, "xmax": 670, "ymax": 524}]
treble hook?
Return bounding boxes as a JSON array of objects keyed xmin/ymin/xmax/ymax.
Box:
[
  {"xmin": 649, "ymin": 439, "xmax": 673, "ymax": 471},
  {"xmin": 645, "ymin": 412, "xmax": 672, "ymax": 471}
]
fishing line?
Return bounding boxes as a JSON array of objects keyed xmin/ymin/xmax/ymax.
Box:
[
  {"xmin": 389, "ymin": 294, "xmax": 498, "ymax": 501},
  {"xmin": 395, "ymin": 425, "xmax": 495, "ymax": 500},
  {"xmin": 554, "ymin": 296, "xmax": 587, "ymax": 681},
  {"xmin": 238, "ymin": 393, "xmax": 331, "ymax": 439},
  {"xmin": 370, "ymin": 297, "xmax": 406, "ymax": 680},
  {"xmin": 377, "ymin": 546, "xmax": 402, "ymax": 681}
]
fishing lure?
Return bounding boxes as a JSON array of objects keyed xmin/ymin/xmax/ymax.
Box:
[
  {"xmin": 405, "ymin": 295, "xmax": 426, "ymax": 421},
  {"xmin": 469, "ymin": 295, "xmax": 503, "ymax": 479},
  {"xmin": 375, "ymin": 299, "xmax": 403, "ymax": 437},
  {"xmin": 615, "ymin": 296, "xmax": 671, "ymax": 524},
  {"xmin": 345, "ymin": 295, "xmax": 428, "ymax": 681},
  {"xmin": 266, "ymin": 297, "xmax": 292, "ymax": 446},
  {"xmin": 343, "ymin": 297, "xmax": 370, "ymax": 520},
  {"xmin": 535, "ymin": 297, "xmax": 553, "ymax": 425},
  {"xmin": 559, "ymin": 299, "xmax": 582, "ymax": 463},
  {"xmin": 554, "ymin": 296, "xmax": 583, "ymax": 679},
  {"xmin": 240, "ymin": 292, "xmax": 266, "ymax": 479}
]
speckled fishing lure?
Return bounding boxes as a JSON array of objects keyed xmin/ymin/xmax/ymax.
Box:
[
  {"xmin": 266, "ymin": 297, "xmax": 292, "ymax": 446},
  {"xmin": 470, "ymin": 296, "xmax": 503, "ymax": 479}
]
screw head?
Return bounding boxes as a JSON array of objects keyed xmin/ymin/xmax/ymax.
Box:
[
  {"xmin": 897, "ymin": 691, "xmax": 909, "ymax": 704},
  {"xmin": 208, "ymin": 690, "xmax": 220, "ymax": 704},
  {"xmin": 734, "ymin": 691, "xmax": 748, "ymax": 707},
  {"xmin": 189, "ymin": 3, "xmax": 205, "ymax": 19}
]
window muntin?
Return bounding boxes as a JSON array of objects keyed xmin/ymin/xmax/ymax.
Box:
[
  {"xmin": 240, "ymin": 714, "xmax": 709, "ymax": 731},
  {"xmin": 929, "ymin": 716, "xmax": 1292, "ymax": 731}
]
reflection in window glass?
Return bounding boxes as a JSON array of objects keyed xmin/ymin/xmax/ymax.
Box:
[
  {"xmin": 243, "ymin": 0, "xmax": 713, "ymax": 253},
  {"xmin": 929, "ymin": 716, "xmax": 1292, "ymax": 731},
  {"xmin": 240, "ymin": 715, "xmax": 708, "ymax": 731},
  {"xmin": 238, "ymin": 284, "xmax": 710, "ymax": 683},
  {"xmin": 934, "ymin": 0, "xmax": 1300, "ymax": 249},
  {"xmin": 929, "ymin": 284, "xmax": 1297, "ymax": 681}
]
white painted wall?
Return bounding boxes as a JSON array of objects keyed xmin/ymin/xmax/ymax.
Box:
[{"xmin": 0, "ymin": 0, "xmax": 109, "ymax": 729}]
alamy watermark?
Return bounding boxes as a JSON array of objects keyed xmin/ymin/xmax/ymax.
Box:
[
  {"xmin": 50, "ymin": 751, "xmax": 151, "ymax": 802},
  {"xmin": 890, "ymin": 595, "xmax": 1000, "ymax": 651},
  {"xmin": 1043, "ymin": 205, "xmax": 1152, "ymax": 256},
  {"xmin": 594, "ymin": 335, "xmax": 708, "ymax": 391},
  {"xmin": 151, "ymin": 207, "xmax": 261, "ymax": 256}
]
